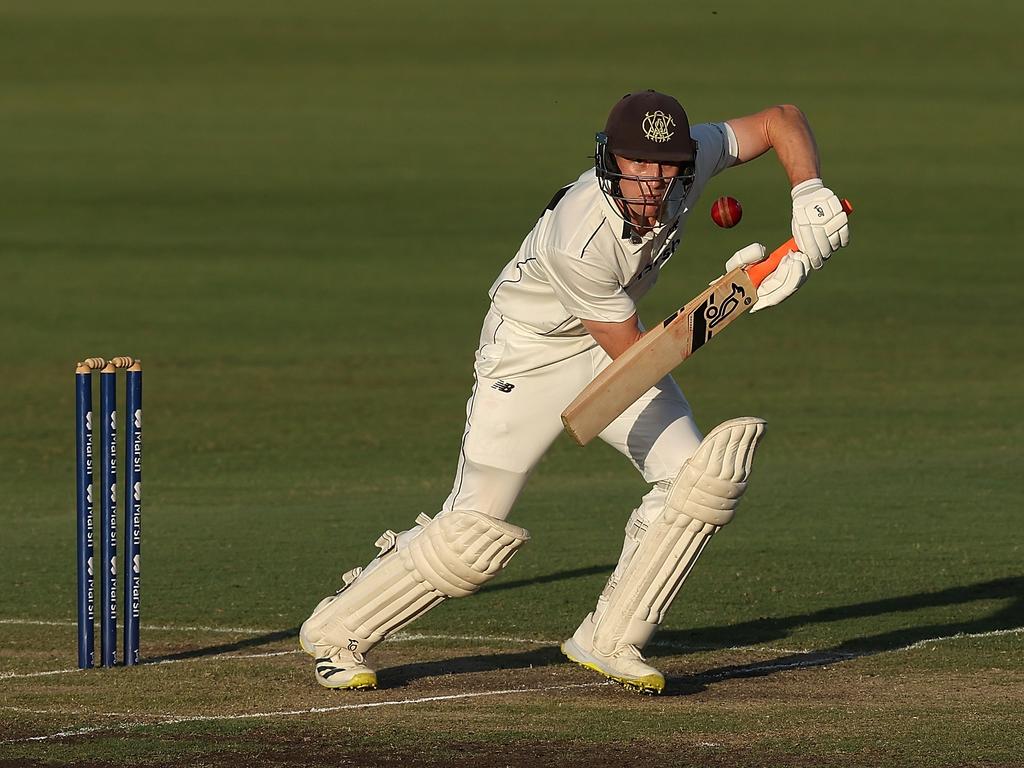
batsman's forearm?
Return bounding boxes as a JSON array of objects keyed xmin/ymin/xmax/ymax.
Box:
[
  {"xmin": 765, "ymin": 105, "xmax": 821, "ymax": 187},
  {"xmin": 581, "ymin": 314, "xmax": 644, "ymax": 361}
]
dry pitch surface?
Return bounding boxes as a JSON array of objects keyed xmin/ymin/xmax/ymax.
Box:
[{"xmin": 2, "ymin": 619, "xmax": 1022, "ymax": 767}]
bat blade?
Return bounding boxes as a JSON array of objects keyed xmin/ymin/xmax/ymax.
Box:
[
  {"xmin": 560, "ymin": 269, "xmax": 755, "ymax": 446},
  {"xmin": 560, "ymin": 199, "xmax": 853, "ymax": 446}
]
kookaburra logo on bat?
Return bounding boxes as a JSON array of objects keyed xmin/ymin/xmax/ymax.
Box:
[
  {"xmin": 706, "ymin": 283, "xmax": 751, "ymax": 330},
  {"xmin": 689, "ymin": 283, "xmax": 753, "ymax": 354}
]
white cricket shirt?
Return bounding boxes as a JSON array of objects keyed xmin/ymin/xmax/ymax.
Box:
[{"xmin": 478, "ymin": 122, "xmax": 738, "ymax": 379}]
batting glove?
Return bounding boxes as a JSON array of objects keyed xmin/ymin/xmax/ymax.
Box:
[
  {"xmin": 791, "ymin": 178, "xmax": 850, "ymax": 269},
  {"xmin": 724, "ymin": 242, "xmax": 811, "ymax": 314}
]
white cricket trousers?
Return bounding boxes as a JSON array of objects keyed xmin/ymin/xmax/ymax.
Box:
[{"xmin": 440, "ymin": 313, "xmax": 704, "ymax": 526}]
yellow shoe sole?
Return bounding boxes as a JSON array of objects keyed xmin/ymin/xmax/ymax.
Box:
[
  {"xmin": 331, "ymin": 672, "xmax": 377, "ymax": 691},
  {"xmin": 560, "ymin": 641, "xmax": 664, "ymax": 694},
  {"xmin": 317, "ymin": 670, "xmax": 378, "ymax": 691}
]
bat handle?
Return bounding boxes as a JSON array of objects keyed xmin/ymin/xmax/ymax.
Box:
[{"xmin": 745, "ymin": 198, "xmax": 854, "ymax": 289}]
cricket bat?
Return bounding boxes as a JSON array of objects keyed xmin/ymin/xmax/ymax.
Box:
[{"xmin": 561, "ymin": 199, "xmax": 854, "ymax": 446}]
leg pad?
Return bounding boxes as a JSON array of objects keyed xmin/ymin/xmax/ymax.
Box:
[
  {"xmin": 592, "ymin": 417, "xmax": 766, "ymax": 654},
  {"xmin": 304, "ymin": 510, "xmax": 529, "ymax": 655}
]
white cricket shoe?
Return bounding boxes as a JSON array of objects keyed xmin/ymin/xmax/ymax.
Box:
[
  {"xmin": 300, "ymin": 572, "xmax": 377, "ymax": 690},
  {"xmin": 561, "ymin": 617, "xmax": 665, "ymax": 694},
  {"xmin": 312, "ymin": 646, "xmax": 378, "ymax": 690}
]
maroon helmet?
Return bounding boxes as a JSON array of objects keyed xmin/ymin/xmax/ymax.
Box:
[{"xmin": 595, "ymin": 90, "xmax": 698, "ymax": 223}]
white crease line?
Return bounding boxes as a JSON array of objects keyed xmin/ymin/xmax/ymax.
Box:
[
  {"xmin": 896, "ymin": 626, "xmax": 1024, "ymax": 652},
  {"xmin": 0, "ymin": 667, "xmax": 78, "ymax": 680},
  {"xmin": 6, "ymin": 625, "xmax": 1024, "ymax": 743},
  {"xmin": 1, "ymin": 682, "xmax": 608, "ymax": 744},
  {"xmin": 0, "ymin": 619, "xmax": 276, "ymax": 635},
  {"xmin": 5, "ymin": 622, "xmax": 1023, "ymax": 684},
  {"xmin": 0, "ymin": 640, "xmax": 552, "ymax": 681},
  {"xmin": 0, "ymin": 650, "xmax": 300, "ymax": 680},
  {"xmin": 159, "ymin": 682, "xmax": 608, "ymax": 723},
  {"xmin": 650, "ymin": 640, "xmax": 814, "ymax": 654},
  {"xmin": 0, "ymin": 618, "xmax": 802, "ymax": 654},
  {"xmin": 145, "ymin": 650, "xmax": 300, "ymax": 667},
  {"xmin": 695, "ymin": 626, "xmax": 1024, "ymax": 679},
  {"xmin": 8, "ymin": 726, "xmax": 107, "ymax": 743},
  {"xmin": 1, "ymin": 619, "xmax": 556, "ymax": 644},
  {"xmin": 2, "ymin": 706, "xmax": 127, "ymax": 718}
]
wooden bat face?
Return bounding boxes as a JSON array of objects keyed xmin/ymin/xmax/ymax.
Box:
[
  {"xmin": 561, "ymin": 200, "xmax": 852, "ymax": 446},
  {"xmin": 560, "ymin": 267, "xmax": 755, "ymax": 446},
  {"xmin": 679, "ymin": 275, "xmax": 756, "ymax": 355}
]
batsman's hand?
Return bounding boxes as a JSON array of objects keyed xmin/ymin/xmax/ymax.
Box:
[
  {"xmin": 725, "ymin": 242, "xmax": 811, "ymax": 314},
  {"xmin": 791, "ymin": 178, "xmax": 850, "ymax": 268}
]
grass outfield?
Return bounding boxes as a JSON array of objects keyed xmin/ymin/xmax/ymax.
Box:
[{"xmin": 1, "ymin": 1, "xmax": 1022, "ymax": 766}]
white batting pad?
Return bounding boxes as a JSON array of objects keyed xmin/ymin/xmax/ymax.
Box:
[
  {"xmin": 665, "ymin": 417, "xmax": 766, "ymax": 526},
  {"xmin": 303, "ymin": 510, "xmax": 529, "ymax": 655},
  {"xmin": 592, "ymin": 417, "xmax": 766, "ymax": 654}
]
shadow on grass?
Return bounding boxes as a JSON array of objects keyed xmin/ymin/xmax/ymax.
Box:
[
  {"xmin": 146, "ymin": 628, "xmax": 300, "ymax": 663},
  {"xmin": 653, "ymin": 575, "xmax": 1024, "ymax": 696},
  {"xmin": 377, "ymin": 574, "xmax": 1024, "ymax": 689},
  {"xmin": 148, "ymin": 574, "xmax": 1023, "ymax": 692},
  {"xmin": 484, "ymin": 564, "xmax": 614, "ymax": 593},
  {"xmin": 377, "ymin": 646, "xmax": 568, "ymax": 688},
  {"xmin": 145, "ymin": 564, "xmax": 612, "ymax": 664}
]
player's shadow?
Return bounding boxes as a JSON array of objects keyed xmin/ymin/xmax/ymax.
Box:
[
  {"xmin": 377, "ymin": 574, "xmax": 1024, "ymax": 688},
  {"xmin": 145, "ymin": 564, "xmax": 612, "ymax": 664},
  {"xmin": 651, "ymin": 575, "xmax": 1024, "ymax": 696},
  {"xmin": 148, "ymin": 573, "xmax": 1023, "ymax": 688},
  {"xmin": 146, "ymin": 628, "xmax": 299, "ymax": 663},
  {"xmin": 375, "ymin": 646, "xmax": 566, "ymax": 688},
  {"xmin": 480, "ymin": 563, "xmax": 613, "ymax": 593}
]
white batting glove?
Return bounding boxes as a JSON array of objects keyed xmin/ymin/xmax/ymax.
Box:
[
  {"xmin": 724, "ymin": 242, "xmax": 768, "ymax": 272},
  {"xmin": 724, "ymin": 242, "xmax": 811, "ymax": 314},
  {"xmin": 791, "ymin": 178, "xmax": 850, "ymax": 269}
]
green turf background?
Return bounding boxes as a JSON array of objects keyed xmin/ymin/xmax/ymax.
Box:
[{"xmin": 1, "ymin": 0, "xmax": 1021, "ymax": 679}]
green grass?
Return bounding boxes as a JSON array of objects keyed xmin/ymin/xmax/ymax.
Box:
[{"xmin": 1, "ymin": 1, "xmax": 1022, "ymax": 766}]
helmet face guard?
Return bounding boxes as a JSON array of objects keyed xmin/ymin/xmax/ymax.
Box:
[
  {"xmin": 595, "ymin": 90, "xmax": 699, "ymax": 227},
  {"xmin": 594, "ymin": 131, "xmax": 697, "ymax": 226}
]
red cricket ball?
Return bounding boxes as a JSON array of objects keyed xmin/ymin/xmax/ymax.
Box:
[{"xmin": 711, "ymin": 196, "xmax": 742, "ymax": 228}]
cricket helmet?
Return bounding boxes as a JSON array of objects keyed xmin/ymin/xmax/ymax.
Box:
[{"xmin": 595, "ymin": 90, "xmax": 698, "ymax": 224}]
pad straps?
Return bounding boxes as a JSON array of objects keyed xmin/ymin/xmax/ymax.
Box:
[{"xmin": 305, "ymin": 510, "xmax": 529, "ymax": 655}]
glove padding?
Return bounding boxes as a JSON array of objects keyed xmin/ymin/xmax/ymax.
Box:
[
  {"xmin": 725, "ymin": 242, "xmax": 811, "ymax": 314},
  {"xmin": 791, "ymin": 178, "xmax": 850, "ymax": 269}
]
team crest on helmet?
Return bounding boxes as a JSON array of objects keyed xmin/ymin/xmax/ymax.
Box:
[{"xmin": 642, "ymin": 110, "xmax": 675, "ymax": 143}]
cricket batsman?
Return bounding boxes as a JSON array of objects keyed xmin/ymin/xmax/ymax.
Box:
[{"xmin": 300, "ymin": 90, "xmax": 851, "ymax": 693}]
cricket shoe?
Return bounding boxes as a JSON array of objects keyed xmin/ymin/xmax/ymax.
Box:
[
  {"xmin": 561, "ymin": 620, "xmax": 665, "ymax": 694},
  {"xmin": 299, "ymin": 568, "xmax": 377, "ymax": 689},
  {"xmin": 312, "ymin": 646, "xmax": 378, "ymax": 691}
]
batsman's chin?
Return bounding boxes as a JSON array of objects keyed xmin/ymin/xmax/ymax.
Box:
[{"xmin": 625, "ymin": 202, "xmax": 661, "ymax": 223}]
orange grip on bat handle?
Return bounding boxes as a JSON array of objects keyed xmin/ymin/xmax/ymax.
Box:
[{"xmin": 745, "ymin": 199, "xmax": 854, "ymax": 288}]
